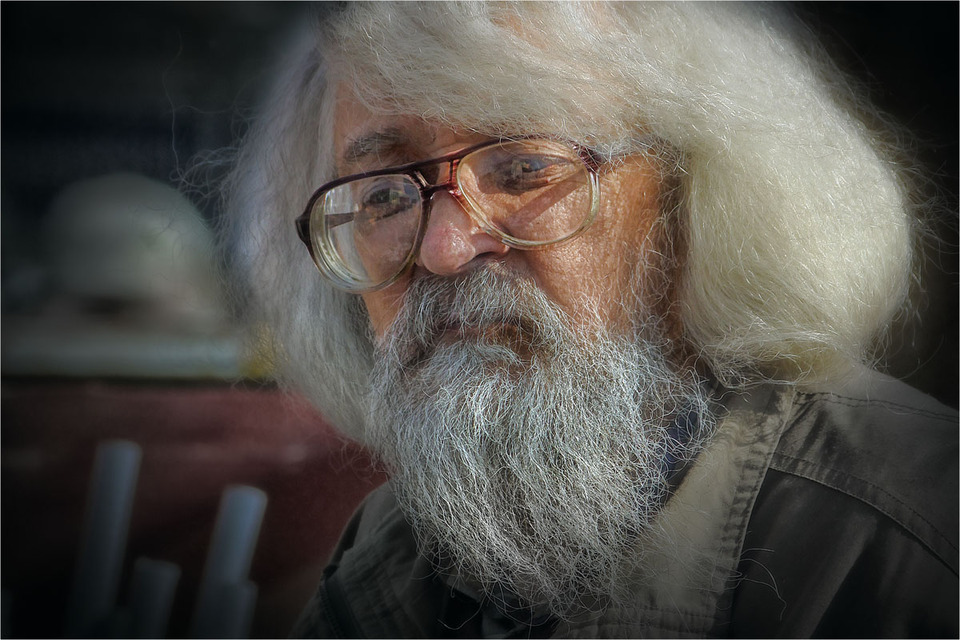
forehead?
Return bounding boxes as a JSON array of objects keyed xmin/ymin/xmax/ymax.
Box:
[{"xmin": 332, "ymin": 84, "xmax": 491, "ymax": 174}]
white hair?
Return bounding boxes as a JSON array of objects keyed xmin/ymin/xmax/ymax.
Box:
[{"xmin": 221, "ymin": 2, "xmax": 920, "ymax": 439}]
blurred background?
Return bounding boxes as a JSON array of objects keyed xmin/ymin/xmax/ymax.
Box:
[
  {"xmin": 1, "ymin": 2, "xmax": 956, "ymax": 638},
  {"xmin": 2, "ymin": 4, "xmax": 388, "ymax": 638}
]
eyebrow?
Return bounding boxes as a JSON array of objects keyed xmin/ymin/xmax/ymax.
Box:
[{"xmin": 341, "ymin": 127, "xmax": 410, "ymax": 167}]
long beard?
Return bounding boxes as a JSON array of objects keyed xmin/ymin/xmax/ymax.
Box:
[{"xmin": 363, "ymin": 267, "xmax": 713, "ymax": 618}]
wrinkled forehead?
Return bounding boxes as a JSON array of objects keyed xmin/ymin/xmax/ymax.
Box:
[
  {"xmin": 332, "ymin": 83, "xmax": 495, "ymax": 175},
  {"xmin": 330, "ymin": 85, "xmax": 422, "ymax": 173}
]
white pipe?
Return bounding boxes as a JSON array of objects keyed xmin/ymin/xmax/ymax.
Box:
[
  {"xmin": 190, "ymin": 485, "xmax": 267, "ymax": 638},
  {"xmin": 66, "ymin": 440, "xmax": 142, "ymax": 638},
  {"xmin": 128, "ymin": 557, "xmax": 181, "ymax": 639}
]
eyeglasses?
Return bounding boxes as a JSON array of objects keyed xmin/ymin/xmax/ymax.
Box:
[{"xmin": 295, "ymin": 138, "xmax": 601, "ymax": 293}]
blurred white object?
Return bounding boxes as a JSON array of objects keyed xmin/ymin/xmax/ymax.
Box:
[
  {"xmin": 2, "ymin": 172, "xmax": 252, "ymax": 379},
  {"xmin": 128, "ymin": 558, "xmax": 181, "ymax": 639},
  {"xmin": 191, "ymin": 486, "xmax": 267, "ymax": 638},
  {"xmin": 44, "ymin": 172, "xmax": 227, "ymax": 331},
  {"xmin": 1, "ymin": 321, "xmax": 244, "ymax": 379},
  {"xmin": 66, "ymin": 440, "xmax": 142, "ymax": 638}
]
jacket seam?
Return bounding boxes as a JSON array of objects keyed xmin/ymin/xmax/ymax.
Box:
[
  {"xmin": 795, "ymin": 392, "xmax": 955, "ymax": 423},
  {"xmin": 318, "ymin": 578, "xmax": 351, "ymax": 638},
  {"xmin": 562, "ymin": 605, "xmax": 722, "ymax": 638},
  {"xmin": 770, "ymin": 451, "xmax": 958, "ymax": 572}
]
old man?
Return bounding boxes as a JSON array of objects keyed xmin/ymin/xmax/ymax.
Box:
[{"xmin": 223, "ymin": 3, "xmax": 958, "ymax": 637}]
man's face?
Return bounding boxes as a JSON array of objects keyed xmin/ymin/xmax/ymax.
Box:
[
  {"xmin": 328, "ymin": 87, "xmax": 714, "ymax": 616},
  {"xmin": 332, "ymin": 88, "xmax": 666, "ymax": 339}
]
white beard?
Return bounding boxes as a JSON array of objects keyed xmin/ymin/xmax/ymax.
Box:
[{"xmin": 363, "ymin": 267, "xmax": 713, "ymax": 617}]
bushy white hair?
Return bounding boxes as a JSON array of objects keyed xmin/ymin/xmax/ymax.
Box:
[{"xmin": 221, "ymin": 2, "xmax": 920, "ymax": 439}]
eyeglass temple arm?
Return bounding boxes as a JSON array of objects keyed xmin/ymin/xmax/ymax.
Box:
[
  {"xmin": 296, "ymin": 212, "xmax": 355, "ymax": 246},
  {"xmin": 295, "ymin": 216, "xmax": 310, "ymax": 246}
]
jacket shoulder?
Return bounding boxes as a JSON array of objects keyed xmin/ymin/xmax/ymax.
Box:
[
  {"xmin": 727, "ymin": 371, "xmax": 958, "ymax": 637},
  {"xmin": 773, "ymin": 368, "xmax": 958, "ymax": 570}
]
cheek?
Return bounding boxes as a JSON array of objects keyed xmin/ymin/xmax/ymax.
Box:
[
  {"xmin": 528, "ymin": 168, "xmax": 662, "ymax": 328},
  {"xmin": 524, "ymin": 244, "xmax": 631, "ymax": 330}
]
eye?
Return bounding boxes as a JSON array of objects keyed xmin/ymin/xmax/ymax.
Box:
[
  {"xmin": 488, "ymin": 153, "xmax": 575, "ymax": 194},
  {"xmin": 359, "ymin": 179, "xmax": 418, "ymax": 221}
]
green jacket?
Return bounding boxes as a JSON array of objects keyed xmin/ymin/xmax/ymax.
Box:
[{"xmin": 294, "ymin": 369, "xmax": 958, "ymax": 638}]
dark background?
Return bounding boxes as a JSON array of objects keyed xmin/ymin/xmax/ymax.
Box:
[{"xmin": 0, "ymin": 3, "xmax": 956, "ymax": 638}]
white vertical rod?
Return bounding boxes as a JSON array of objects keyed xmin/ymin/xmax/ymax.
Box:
[
  {"xmin": 66, "ymin": 440, "xmax": 142, "ymax": 637},
  {"xmin": 190, "ymin": 485, "xmax": 266, "ymax": 638},
  {"xmin": 128, "ymin": 557, "xmax": 181, "ymax": 639}
]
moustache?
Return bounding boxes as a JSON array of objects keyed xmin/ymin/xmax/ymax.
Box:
[{"xmin": 381, "ymin": 268, "xmax": 571, "ymax": 366}]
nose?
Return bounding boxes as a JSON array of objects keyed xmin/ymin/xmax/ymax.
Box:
[{"xmin": 415, "ymin": 191, "xmax": 509, "ymax": 276}]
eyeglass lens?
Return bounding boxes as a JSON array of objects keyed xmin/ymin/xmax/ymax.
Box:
[{"xmin": 310, "ymin": 140, "xmax": 593, "ymax": 291}]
